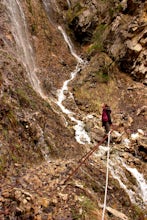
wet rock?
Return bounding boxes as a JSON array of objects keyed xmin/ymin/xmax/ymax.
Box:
[
  {"xmin": 22, "ymin": 198, "xmax": 28, "ymax": 205},
  {"xmin": 89, "ymin": 127, "xmax": 104, "ymax": 143},
  {"xmin": 112, "ymin": 131, "xmax": 123, "ymax": 143},
  {"xmin": 0, "ymin": 0, "xmax": 147, "ymax": 219},
  {"xmin": 84, "ymin": 120, "xmax": 94, "ymax": 132}
]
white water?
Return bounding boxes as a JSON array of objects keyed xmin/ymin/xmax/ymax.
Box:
[
  {"xmin": 4, "ymin": 0, "xmax": 47, "ymax": 100},
  {"xmin": 123, "ymin": 162, "xmax": 147, "ymax": 205},
  {"xmin": 58, "ymin": 26, "xmax": 83, "ymax": 63},
  {"xmin": 110, "ymin": 157, "xmax": 147, "ymax": 208},
  {"xmin": 41, "ymin": 2, "xmax": 91, "ymax": 144},
  {"xmin": 94, "ymin": 146, "xmax": 147, "ymax": 208},
  {"xmin": 109, "ymin": 159, "xmax": 138, "ymax": 205},
  {"xmin": 3, "ymin": 0, "xmax": 54, "ymax": 163},
  {"xmin": 57, "ymin": 26, "xmax": 90, "ymax": 144},
  {"xmin": 57, "ymin": 23, "xmax": 147, "ymax": 206},
  {"xmin": 42, "ymin": 0, "xmax": 52, "ymax": 23}
]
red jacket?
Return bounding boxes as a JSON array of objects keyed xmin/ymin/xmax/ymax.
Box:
[{"xmin": 102, "ymin": 106, "xmax": 112, "ymax": 125}]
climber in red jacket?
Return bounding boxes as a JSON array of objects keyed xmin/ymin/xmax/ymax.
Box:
[{"xmin": 102, "ymin": 104, "xmax": 112, "ymax": 134}]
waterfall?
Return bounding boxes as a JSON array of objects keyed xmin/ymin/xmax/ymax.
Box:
[
  {"xmin": 4, "ymin": 0, "xmax": 47, "ymax": 100},
  {"xmin": 58, "ymin": 26, "xmax": 83, "ymax": 63},
  {"xmin": 42, "ymin": 3, "xmax": 91, "ymax": 144},
  {"xmin": 3, "ymin": 0, "xmax": 54, "ymax": 162},
  {"xmin": 42, "ymin": 0, "xmax": 52, "ymax": 21}
]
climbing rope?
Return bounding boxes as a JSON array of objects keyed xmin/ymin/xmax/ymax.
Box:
[
  {"xmin": 64, "ymin": 130, "xmax": 113, "ymax": 220},
  {"xmin": 102, "ymin": 131, "xmax": 111, "ymax": 220}
]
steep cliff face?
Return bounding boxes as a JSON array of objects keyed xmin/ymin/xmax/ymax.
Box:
[
  {"xmin": 0, "ymin": 0, "xmax": 147, "ymax": 220},
  {"xmin": 60, "ymin": 0, "xmax": 147, "ymax": 84},
  {"xmin": 106, "ymin": 1, "xmax": 147, "ymax": 84},
  {"xmin": 0, "ymin": 0, "xmax": 82, "ymax": 169}
]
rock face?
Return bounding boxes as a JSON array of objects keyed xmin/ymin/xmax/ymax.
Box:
[
  {"xmin": 60, "ymin": 0, "xmax": 147, "ymax": 84},
  {"xmin": 65, "ymin": 0, "xmax": 115, "ymax": 44},
  {"xmin": 106, "ymin": 1, "xmax": 147, "ymax": 84}
]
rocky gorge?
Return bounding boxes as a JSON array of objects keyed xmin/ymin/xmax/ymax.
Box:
[{"xmin": 0, "ymin": 0, "xmax": 147, "ymax": 219}]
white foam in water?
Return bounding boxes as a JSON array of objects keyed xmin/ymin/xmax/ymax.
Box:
[
  {"xmin": 123, "ymin": 138, "xmax": 130, "ymax": 148},
  {"xmin": 131, "ymin": 133, "xmax": 139, "ymax": 140},
  {"xmin": 109, "ymin": 162, "xmax": 137, "ymax": 204},
  {"xmin": 94, "ymin": 145, "xmax": 110, "ymax": 158},
  {"xmin": 56, "ymin": 26, "xmax": 90, "ymax": 144},
  {"xmin": 94, "ymin": 148, "xmax": 147, "ymax": 208},
  {"xmin": 123, "ymin": 163, "xmax": 147, "ymax": 205}
]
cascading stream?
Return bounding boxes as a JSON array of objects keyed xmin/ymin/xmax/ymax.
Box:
[
  {"xmin": 40, "ymin": 3, "xmax": 147, "ymax": 209},
  {"xmin": 94, "ymin": 147, "xmax": 147, "ymax": 209},
  {"xmin": 122, "ymin": 161, "xmax": 147, "ymax": 205},
  {"xmin": 58, "ymin": 26, "xmax": 83, "ymax": 63},
  {"xmin": 42, "ymin": 0, "xmax": 60, "ymax": 24},
  {"xmin": 42, "ymin": 1, "xmax": 91, "ymax": 145},
  {"xmin": 57, "ymin": 26, "xmax": 91, "ymax": 144}
]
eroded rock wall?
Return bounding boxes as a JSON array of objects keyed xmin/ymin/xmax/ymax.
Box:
[{"xmin": 58, "ymin": 0, "xmax": 147, "ymax": 84}]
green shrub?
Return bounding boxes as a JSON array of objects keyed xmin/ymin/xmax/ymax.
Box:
[
  {"xmin": 16, "ymin": 88, "xmax": 31, "ymax": 107},
  {"xmin": 67, "ymin": 3, "xmax": 86, "ymax": 24},
  {"xmin": 88, "ymin": 24, "xmax": 107, "ymax": 54},
  {"xmin": 7, "ymin": 110, "xmax": 18, "ymax": 128},
  {"xmin": 95, "ymin": 68, "xmax": 110, "ymax": 83}
]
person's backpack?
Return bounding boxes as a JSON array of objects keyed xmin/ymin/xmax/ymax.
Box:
[{"xmin": 102, "ymin": 110, "xmax": 108, "ymax": 122}]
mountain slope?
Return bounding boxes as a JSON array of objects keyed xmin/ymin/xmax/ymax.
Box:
[{"xmin": 0, "ymin": 0, "xmax": 146, "ymax": 219}]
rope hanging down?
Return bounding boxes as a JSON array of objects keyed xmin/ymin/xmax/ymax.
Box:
[
  {"xmin": 102, "ymin": 131, "xmax": 111, "ymax": 220},
  {"xmin": 63, "ymin": 129, "xmax": 114, "ymax": 218}
]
